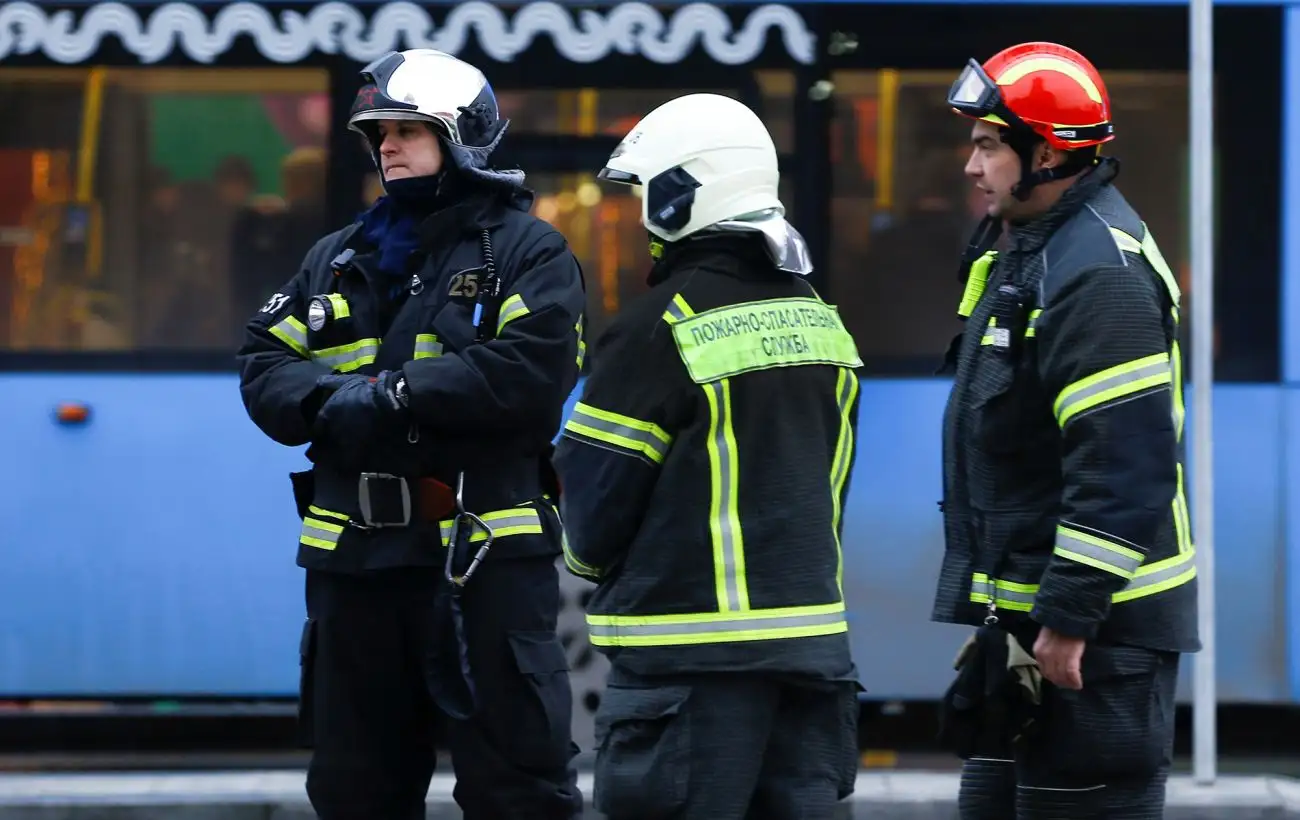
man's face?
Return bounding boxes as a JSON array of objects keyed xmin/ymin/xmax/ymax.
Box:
[
  {"xmin": 376, "ymin": 119, "xmax": 443, "ymax": 181},
  {"xmin": 963, "ymin": 120, "xmax": 1024, "ymax": 219}
]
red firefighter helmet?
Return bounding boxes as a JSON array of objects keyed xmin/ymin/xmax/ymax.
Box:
[{"xmin": 948, "ymin": 42, "xmax": 1114, "ymax": 151}]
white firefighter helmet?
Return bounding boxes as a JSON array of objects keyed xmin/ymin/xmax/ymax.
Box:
[
  {"xmin": 347, "ymin": 49, "xmax": 521, "ymax": 186},
  {"xmin": 598, "ymin": 93, "xmax": 810, "ymax": 274}
]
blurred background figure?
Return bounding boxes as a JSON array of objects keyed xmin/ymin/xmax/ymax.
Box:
[{"xmin": 228, "ymin": 147, "xmax": 327, "ymax": 345}]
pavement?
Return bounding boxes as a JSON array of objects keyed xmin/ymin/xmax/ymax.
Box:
[{"xmin": 2, "ymin": 770, "xmax": 1300, "ymax": 819}]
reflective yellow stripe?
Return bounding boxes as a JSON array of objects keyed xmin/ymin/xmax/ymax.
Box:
[
  {"xmin": 551, "ymin": 499, "xmax": 600, "ymax": 578},
  {"xmin": 704, "ymin": 377, "xmax": 748, "ymax": 611},
  {"xmin": 562, "ymin": 529, "xmax": 600, "ymax": 579},
  {"xmin": 1052, "ymin": 352, "xmax": 1172, "ymax": 428},
  {"xmin": 497, "ymin": 293, "xmax": 529, "ymax": 333},
  {"xmin": 438, "ymin": 506, "xmax": 543, "ymax": 545},
  {"xmin": 587, "ymin": 603, "xmax": 847, "ymax": 647},
  {"xmin": 300, "ymin": 505, "xmax": 349, "ymax": 551},
  {"xmin": 980, "ymin": 316, "xmax": 999, "ymax": 346},
  {"xmin": 970, "ymin": 550, "xmax": 1197, "ymax": 611},
  {"xmin": 311, "ymin": 339, "xmax": 379, "ymax": 373},
  {"xmin": 829, "ymin": 368, "xmax": 859, "ymax": 594},
  {"xmin": 662, "ymin": 293, "xmax": 695, "ymax": 324},
  {"xmin": 958, "ymin": 250, "xmax": 997, "ymax": 318},
  {"xmin": 1173, "ymin": 463, "xmax": 1192, "ymax": 555},
  {"xmin": 269, "ymin": 316, "xmax": 308, "ymax": 357},
  {"xmin": 563, "ymin": 402, "xmax": 672, "ymax": 464},
  {"xmin": 1172, "ymin": 339, "xmax": 1186, "ymax": 441},
  {"xmin": 414, "ymin": 333, "xmax": 442, "ymax": 360},
  {"xmin": 575, "ymin": 314, "xmax": 586, "ymax": 370},
  {"xmin": 1054, "ymin": 523, "xmax": 1145, "ymax": 579},
  {"xmin": 1109, "ymin": 223, "xmax": 1181, "ymax": 308},
  {"xmin": 982, "ymin": 311, "xmax": 1042, "ymax": 346},
  {"xmin": 1109, "ymin": 226, "xmax": 1143, "ymax": 255},
  {"xmin": 325, "ymin": 293, "xmax": 350, "ymax": 319}
]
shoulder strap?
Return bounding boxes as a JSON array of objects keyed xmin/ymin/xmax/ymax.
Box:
[{"xmin": 1108, "ymin": 222, "xmax": 1181, "ymax": 344}]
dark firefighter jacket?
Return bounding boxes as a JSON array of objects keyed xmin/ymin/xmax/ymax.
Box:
[
  {"xmin": 933, "ymin": 158, "xmax": 1200, "ymax": 653},
  {"xmin": 554, "ymin": 234, "xmax": 863, "ymax": 678},
  {"xmin": 237, "ymin": 186, "xmax": 586, "ymax": 573}
]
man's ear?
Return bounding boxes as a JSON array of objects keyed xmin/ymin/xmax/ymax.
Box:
[{"xmin": 1035, "ymin": 142, "xmax": 1064, "ymax": 171}]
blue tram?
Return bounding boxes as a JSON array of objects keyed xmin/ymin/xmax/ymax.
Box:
[{"xmin": 0, "ymin": 0, "xmax": 1294, "ymax": 746}]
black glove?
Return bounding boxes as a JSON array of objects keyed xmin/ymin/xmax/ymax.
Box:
[{"xmin": 314, "ymin": 370, "xmax": 409, "ymax": 439}]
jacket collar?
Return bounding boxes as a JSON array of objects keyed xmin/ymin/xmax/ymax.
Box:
[
  {"xmin": 647, "ymin": 233, "xmax": 775, "ymax": 287},
  {"xmin": 1007, "ymin": 157, "xmax": 1119, "ymax": 251},
  {"xmin": 414, "ymin": 185, "xmax": 535, "ymax": 245}
]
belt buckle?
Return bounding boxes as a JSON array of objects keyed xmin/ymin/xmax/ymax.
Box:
[{"xmin": 357, "ymin": 472, "xmax": 412, "ymax": 528}]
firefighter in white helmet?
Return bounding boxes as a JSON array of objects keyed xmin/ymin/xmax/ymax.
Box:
[{"xmin": 555, "ymin": 93, "xmax": 865, "ymax": 819}]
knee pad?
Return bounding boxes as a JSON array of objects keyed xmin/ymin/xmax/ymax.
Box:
[
  {"xmin": 1016, "ymin": 783, "xmax": 1106, "ymax": 820},
  {"xmin": 958, "ymin": 758, "xmax": 1016, "ymax": 820}
]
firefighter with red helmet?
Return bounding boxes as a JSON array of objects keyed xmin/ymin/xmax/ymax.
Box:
[{"xmin": 931, "ymin": 42, "xmax": 1199, "ymax": 819}]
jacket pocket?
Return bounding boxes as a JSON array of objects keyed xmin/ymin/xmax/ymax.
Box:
[
  {"xmin": 289, "ymin": 470, "xmax": 315, "ymax": 520},
  {"xmin": 968, "ymin": 353, "xmax": 1053, "ymax": 457},
  {"xmin": 1032, "ymin": 646, "xmax": 1178, "ymax": 781},
  {"xmin": 503, "ymin": 630, "xmax": 574, "ymax": 771},
  {"xmin": 593, "ymin": 684, "xmax": 692, "ymax": 818}
]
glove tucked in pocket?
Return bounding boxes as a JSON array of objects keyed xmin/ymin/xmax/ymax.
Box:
[{"xmin": 937, "ymin": 624, "xmax": 1043, "ymax": 760}]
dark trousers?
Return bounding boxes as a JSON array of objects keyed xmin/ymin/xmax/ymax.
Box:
[
  {"xmin": 298, "ymin": 560, "xmax": 582, "ymax": 820},
  {"xmin": 592, "ymin": 665, "xmax": 860, "ymax": 820},
  {"xmin": 959, "ymin": 646, "xmax": 1180, "ymax": 820}
]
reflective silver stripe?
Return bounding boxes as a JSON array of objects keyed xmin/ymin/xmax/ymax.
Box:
[
  {"xmin": 587, "ymin": 609, "xmax": 845, "ymax": 640},
  {"xmin": 311, "ymin": 340, "xmax": 379, "ymax": 372},
  {"xmin": 497, "ymin": 294, "xmax": 529, "ymax": 331},
  {"xmin": 438, "ymin": 508, "xmax": 542, "ymax": 545},
  {"xmin": 705, "ymin": 379, "xmax": 747, "ymax": 612},
  {"xmin": 300, "ymin": 516, "xmax": 345, "ymax": 550},
  {"xmin": 1113, "ymin": 555, "xmax": 1197, "ymax": 603},
  {"xmin": 970, "ymin": 578, "xmax": 1035, "ymax": 608},
  {"xmin": 1055, "ymin": 524, "xmax": 1144, "ymax": 578},
  {"xmin": 974, "ymin": 552, "xmax": 1196, "ymax": 608},
  {"xmin": 565, "ymin": 403, "xmax": 671, "ymax": 464},
  {"xmin": 270, "ymin": 317, "xmax": 308, "ymax": 356},
  {"xmin": 1054, "ymin": 355, "xmax": 1171, "ymax": 427},
  {"xmin": 663, "ymin": 294, "xmax": 693, "ymax": 323},
  {"xmin": 414, "ymin": 334, "xmax": 442, "ymax": 359}
]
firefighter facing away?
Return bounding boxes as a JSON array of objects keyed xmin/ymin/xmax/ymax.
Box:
[
  {"xmin": 236, "ymin": 49, "xmax": 585, "ymax": 819},
  {"xmin": 554, "ymin": 93, "xmax": 864, "ymax": 819},
  {"xmin": 932, "ymin": 42, "xmax": 1199, "ymax": 820}
]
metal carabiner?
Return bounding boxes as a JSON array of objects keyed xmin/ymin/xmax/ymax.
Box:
[
  {"xmin": 444, "ymin": 471, "xmax": 495, "ymax": 588},
  {"xmin": 983, "ymin": 601, "xmax": 1000, "ymax": 627}
]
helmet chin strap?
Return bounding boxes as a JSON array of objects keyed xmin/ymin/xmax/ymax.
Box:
[{"xmin": 1003, "ymin": 128, "xmax": 1096, "ymax": 201}]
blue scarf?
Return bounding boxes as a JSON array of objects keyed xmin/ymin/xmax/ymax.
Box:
[{"xmin": 358, "ymin": 175, "xmax": 450, "ymax": 295}]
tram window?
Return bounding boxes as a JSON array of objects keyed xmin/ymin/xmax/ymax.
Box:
[
  {"xmin": 826, "ymin": 68, "xmax": 1245, "ymax": 377},
  {"xmin": 499, "ymin": 88, "xmax": 742, "ymax": 140},
  {"xmin": 497, "ymin": 79, "xmax": 794, "ymax": 153},
  {"xmin": 755, "ymin": 70, "xmax": 796, "ymax": 154},
  {"xmin": 527, "ymin": 170, "xmax": 653, "ymax": 348},
  {"xmin": 0, "ymin": 67, "xmax": 330, "ymax": 353}
]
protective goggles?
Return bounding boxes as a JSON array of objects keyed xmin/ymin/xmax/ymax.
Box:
[{"xmin": 947, "ymin": 59, "xmax": 1018, "ymax": 125}]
